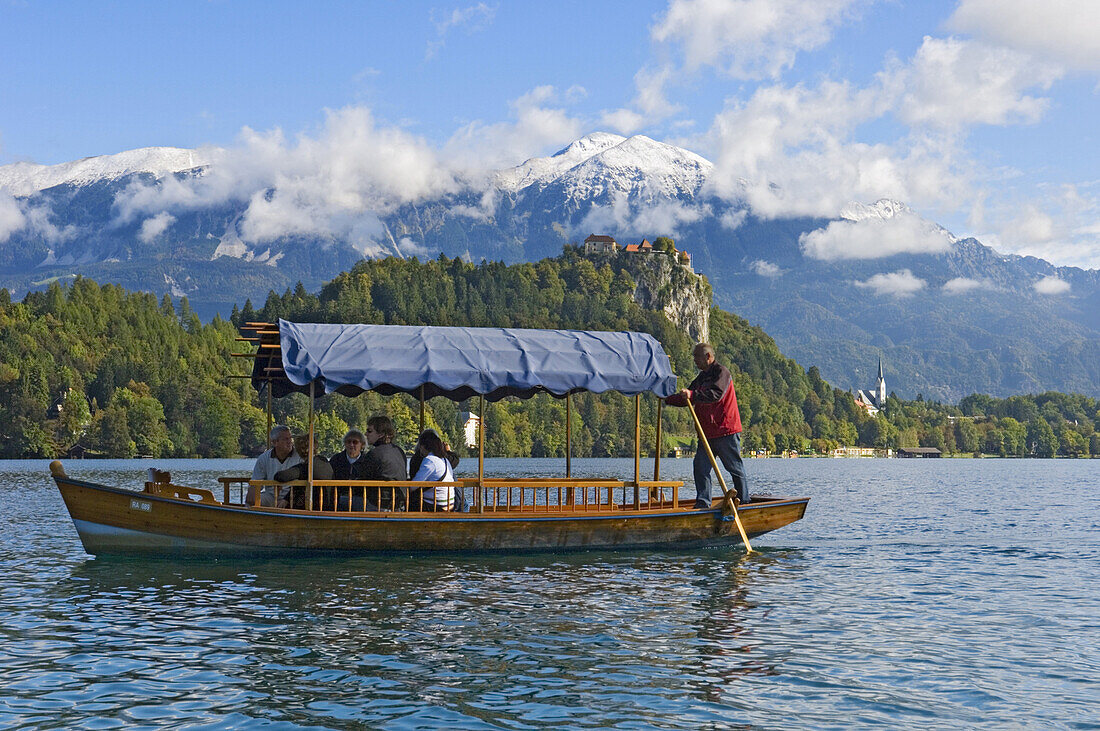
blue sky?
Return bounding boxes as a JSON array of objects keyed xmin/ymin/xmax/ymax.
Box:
[{"xmin": 2, "ymin": 0, "xmax": 1099, "ymax": 267}]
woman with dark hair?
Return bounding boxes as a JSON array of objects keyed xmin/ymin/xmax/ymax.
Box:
[
  {"xmin": 409, "ymin": 429, "xmax": 455, "ymax": 511},
  {"xmin": 361, "ymin": 415, "xmax": 407, "ymax": 510}
]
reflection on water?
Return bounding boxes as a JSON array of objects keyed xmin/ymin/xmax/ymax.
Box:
[
  {"xmin": 1, "ymin": 458, "xmax": 1099, "ymax": 728},
  {"xmin": 11, "ymin": 550, "xmax": 793, "ymax": 729}
]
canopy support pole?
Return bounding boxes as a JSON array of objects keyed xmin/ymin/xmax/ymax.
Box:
[
  {"xmin": 565, "ymin": 393, "xmax": 572, "ymax": 478},
  {"xmin": 477, "ymin": 396, "xmax": 485, "ymax": 514},
  {"xmin": 653, "ymin": 399, "xmax": 662, "ymax": 504},
  {"xmin": 307, "ymin": 381, "xmax": 315, "ymax": 511},
  {"xmin": 654, "ymin": 400, "xmax": 663, "ymax": 481},
  {"xmin": 265, "ymin": 384, "xmax": 272, "ymax": 447},
  {"xmin": 634, "ymin": 394, "xmax": 641, "ymax": 509},
  {"xmin": 418, "ymin": 385, "xmax": 425, "ymax": 433}
]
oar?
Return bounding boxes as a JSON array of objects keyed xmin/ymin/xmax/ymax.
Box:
[{"xmin": 686, "ymin": 399, "xmax": 753, "ymax": 553}]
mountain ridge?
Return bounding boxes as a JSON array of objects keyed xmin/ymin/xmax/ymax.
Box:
[{"xmin": 2, "ymin": 134, "xmax": 1099, "ymax": 401}]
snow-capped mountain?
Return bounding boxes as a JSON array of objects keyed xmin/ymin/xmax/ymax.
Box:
[
  {"xmin": 2, "ymin": 134, "xmax": 1099, "ymax": 400},
  {"xmin": 497, "ymin": 133, "xmax": 713, "ymax": 201},
  {"xmin": 0, "ymin": 147, "xmax": 211, "ymax": 196}
]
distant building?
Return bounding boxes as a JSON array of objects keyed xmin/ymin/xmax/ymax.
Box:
[
  {"xmin": 584, "ymin": 233, "xmax": 695, "ymax": 273},
  {"xmin": 460, "ymin": 411, "xmax": 480, "ymax": 449},
  {"xmin": 831, "ymin": 446, "xmax": 877, "ymax": 458},
  {"xmin": 668, "ymin": 443, "xmax": 690, "ymax": 458},
  {"xmin": 855, "ymin": 358, "xmax": 888, "ymax": 416},
  {"xmin": 583, "ymin": 234, "xmax": 619, "ymax": 254},
  {"xmin": 897, "ymin": 447, "xmax": 942, "ymax": 458},
  {"xmin": 678, "ymin": 250, "xmax": 693, "ymax": 273}
]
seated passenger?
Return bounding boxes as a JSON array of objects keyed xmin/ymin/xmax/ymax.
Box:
[
  {"xmin": 274, "ymin": 435, "xmax": 335, "ymax": 509},
  {"xmin": 329, "ymin": 429, "xmax": 368, "ymax": 479},
  {"xmin": 248, "ymin": 425, "xmax": 301, "ymax": 507},
  {"xmin": 408, "ymin": 429, "xmax": 455, "ymax": 512},
  {"xmin": 330, "ymin": 428, "xmax": 370, "ymax": 511},
  {"xmin": 361, "ymin": 415, "xmax": 408, "ymax": 511},
  {"xmin": 410, "ymin": 436, "xmax": 466, "ymax": 512}
]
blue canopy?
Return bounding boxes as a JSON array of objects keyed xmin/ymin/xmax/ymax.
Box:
[{"xmin": 263, "ymin": 320, "xmax": 678, "ymax": 401}]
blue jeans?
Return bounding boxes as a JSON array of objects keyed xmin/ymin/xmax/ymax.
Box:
[{"xmin": 693, "ymin": 433, "xmax": 748, "ymax": 506}]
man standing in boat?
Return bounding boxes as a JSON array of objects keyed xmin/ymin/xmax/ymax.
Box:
[
  {"xmin": 665, "ymin": 343, "xmax": 748, "ymax": 509},
  {"xmin": 247, "ymin": 425, "xmax": 301, "ymax": 507}
]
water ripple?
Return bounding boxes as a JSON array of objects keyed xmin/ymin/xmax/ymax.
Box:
[{"xmin": 1, "ymin": 458, "xmax": 1098, "ymax": 728}]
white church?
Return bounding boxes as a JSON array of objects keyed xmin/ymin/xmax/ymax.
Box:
[{"xmin": 855, "ymin": 359, "xmax": 888, "ymax": 416}]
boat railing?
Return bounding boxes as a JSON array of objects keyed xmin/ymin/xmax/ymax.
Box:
[{"xmin": 220, "ymin": 477, "xmax": 687, "ymax": 513}]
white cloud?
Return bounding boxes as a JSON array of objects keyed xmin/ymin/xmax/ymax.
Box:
[
  {"xmin": 854, "ymin": 269, "xmax": 927, "ymax": 297},
  {"xmin": 968, "ymin": 190, "xmax": 1100, "ymax": 269},
  {"xmin": 942, "ymin": 277, "xmax": 994, "ymax": 294},
  {"xmin": 720, "ymin": 208, "xmax": 747, "ymax": 230},
  {"xmin": 426, "ymin": 3, "xmax": 496, "ymax": 60},
  {"xmin": 22, "ymin": 204, "xmax": 75, "ymax": 244},
  {"xmin": 751, "ymin": 259, "xmax": 781, "ymax": 277},
  {"xmin": 1034, "ymin": 275, "xmax": 1070, "ymax": 294},
  {"xmin": 800, "ymin": 211, "xmax": 953, "ymax": 261},
  {"xmin": 1004, "ymin": 205, "xmax": 1056, "ymax": 244},
  {"xmin": 575, "ymin": 193, "xmax": 708, "ymax": 239},
  {"xmin": 702, "ymin": 78, "xmax": 972, "ymax": 219},
  {"xmin": 694, "ymin": 30, "xmax": 1063, "ymax": 228},
  {"xmin": 891, "ymin": 36, "xmax": 1060, "ymax": 130},
  {"xmin": 599, "ymin": 108, "xmax": 646, "ymax": 135},
  {"xmin": 652, "ymin": 0, "xmax": 865, "ymax": 80},
  {"xmin": 394, "ymin": 236, "xmax": 435, "ymax": 258},
  {"xmin": 138, "ymin": 212, "xmax": 175, "ymax": 243},
  {"xmin": 114, "ymin": 106, "xmax": 460, "ymax": 249},
  {"xmin": 0, "ymin": 191, "xmax": 25, "ymax": 241},
  {"xmin": 635, "ymin": 0, "xmax": 865, "ymax": 127},
  {"xmin": 631, "ymin": 200, "xmax": 710, "ymax": 233},
  {"xmin": 444, "ymin": 86, "xmax": 585, "ymax": 172},
  {"xmin": 632, "ymin": 65, "xmax": 681, "ymax": 118},
  {"xmin": 949, "ymin": 0, "xmax": 1100, "ymax": 72}
]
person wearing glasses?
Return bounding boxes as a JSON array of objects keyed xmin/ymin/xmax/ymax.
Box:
[
  {"xmin": 330, "ymin": 429, "xmax": 369, "ymax": 480},
  {"xmin": 361, "ymin": 415, "xmax": 408, "ymax": 511}
]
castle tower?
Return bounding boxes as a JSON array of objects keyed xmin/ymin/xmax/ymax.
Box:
[{"xmin": 876, "ymin": 358, "xmax": 887, "ymax": 406}]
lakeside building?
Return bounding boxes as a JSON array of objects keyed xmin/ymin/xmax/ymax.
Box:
[{"xmin": 897, "ymin": 447, "xmax": 942, "ymax": 458}]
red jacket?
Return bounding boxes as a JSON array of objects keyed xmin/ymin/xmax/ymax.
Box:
[{"xmin": 665, "ymin": 362, "xmax": 742, "ymax": 439}]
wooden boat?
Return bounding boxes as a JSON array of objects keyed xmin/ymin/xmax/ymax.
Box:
[{"xmin": 51, "ymin": 320, "xmax": 808, "ymax": 557}]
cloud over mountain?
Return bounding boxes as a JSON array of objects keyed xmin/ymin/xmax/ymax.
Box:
[
  {"xmin": 853, "ymin": 269, "xmax": 927, "ymax": 297},
  {"xmin": 799, "ymin": 209, "xmax": 953, "ymax": 261}
]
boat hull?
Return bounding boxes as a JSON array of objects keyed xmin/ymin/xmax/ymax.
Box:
[{"xmin": 55, "ymin": 476, "xmax": 809, "ymax": 557}]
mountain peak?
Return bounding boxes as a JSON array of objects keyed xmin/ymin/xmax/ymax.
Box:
[
  {"xmin": 496, "ymin": 132, "xmax": 713, "ymax": 198},
  {"xmin": 0, "ymin": 146, "xmax": 210, "ymax": 196},
  {"xmin": 839, "ymin": 198, "xmax": 911, "ymax": 221}
]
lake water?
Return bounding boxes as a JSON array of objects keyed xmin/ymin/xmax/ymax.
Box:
[{"xmin": 1, "ymin": 457, "xmax": 1097, "ymax": 729}]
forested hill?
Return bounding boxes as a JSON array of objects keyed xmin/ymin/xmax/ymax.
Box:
[{"xmin": 2, "ymin": 249, "xmax": 1098, "ymax": 459}]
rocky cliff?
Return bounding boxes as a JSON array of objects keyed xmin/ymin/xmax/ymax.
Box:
[{"xmin": 591, "ymin": 250, "xmax": 710, "ymax": 344}]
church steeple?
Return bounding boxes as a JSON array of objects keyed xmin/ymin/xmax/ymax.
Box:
[{"xmin": 876, "ymin": 357, "xmax": 887, "ymax": 405}]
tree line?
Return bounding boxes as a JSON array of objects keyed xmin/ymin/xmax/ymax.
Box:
[{"xmin": 2, "ymin": 249, "xmax": 1098, "ymax": 459}]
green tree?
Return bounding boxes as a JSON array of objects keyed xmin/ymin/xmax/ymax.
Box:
[
  {"xmin": 955, "ymin": 419, "xmax": 979, "ymax": 453},
  {"xmin": 94, "ymin": 406, "xmax": 136, "ymax": 458},
  {"xmin": 1027, "ymin": 418, "xmax": 1058, "ymax": 458},
  {"xmin": 115, "ymin": 382, "xmax": 171, "ymax": 457},
  {"xmin": 56, "ymin": 388, "xmax": 92, "ymax": 448}
]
